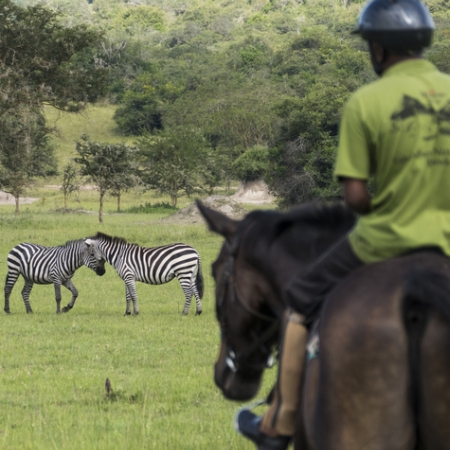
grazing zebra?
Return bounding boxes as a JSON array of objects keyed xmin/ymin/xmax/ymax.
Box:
[
  {"xmin": 90, "ymin": 232, "xmax": 204, "ymax": 316},
  {"xmin": 4, "ymin": 238, "xmax": 106, "ymax": 314}
]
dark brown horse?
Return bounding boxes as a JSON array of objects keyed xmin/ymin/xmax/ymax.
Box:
[{"xmin": 197, "ymin": 200, "xmax": 450, "ymax": 450}]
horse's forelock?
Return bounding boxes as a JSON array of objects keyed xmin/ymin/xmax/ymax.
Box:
[{"xmin": 237, "ymin": 210, "xmax": 283, "ymax": 263}]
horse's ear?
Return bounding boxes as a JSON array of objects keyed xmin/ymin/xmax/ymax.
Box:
[{"xmin": 196, "ymin": 199, "xmax": 239, "ymax": 243}]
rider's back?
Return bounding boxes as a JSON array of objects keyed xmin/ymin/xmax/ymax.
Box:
[{"xmin": 336, "ymin": 59, "xmax": 450, "ymax": 262}]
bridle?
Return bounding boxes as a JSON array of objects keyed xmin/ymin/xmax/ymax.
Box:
[{"xmin": 216, "ymin": 234, "xmax": 281, "ymax": 375}]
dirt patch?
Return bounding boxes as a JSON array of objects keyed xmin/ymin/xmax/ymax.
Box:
[
  {"xmin": 158, "ymin": 195, "xmax": 248, "ymax": 225},
  {"xmin": 0, "ymin": 191, "xmax": 38, "ymax": 205},
  {"xmin": 231, "ymin": 180, "xmax": 274, "ymax": 204}
]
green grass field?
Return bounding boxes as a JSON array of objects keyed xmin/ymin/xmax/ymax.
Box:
[{"xmin": 0, "ymin": 197, "xmax": 277, "ymax": 450}]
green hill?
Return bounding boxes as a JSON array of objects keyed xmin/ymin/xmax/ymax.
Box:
[{"xmin": 45, "ymin": 104, "xmax": 132, "ymax": 168}]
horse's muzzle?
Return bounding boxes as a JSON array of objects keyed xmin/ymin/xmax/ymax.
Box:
[{"xmin": 214, "ymin": 359, "xmax": 262, "ymax": 401}]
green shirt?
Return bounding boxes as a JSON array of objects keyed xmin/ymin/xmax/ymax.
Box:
[{"xmin": 335, "ymin": 59, "xmax": 450, "ymax": 263}]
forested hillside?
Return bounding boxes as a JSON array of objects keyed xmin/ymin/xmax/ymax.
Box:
[{"xmin": 9, "ymin": 0, "xmax": 450, "ymax": 208}]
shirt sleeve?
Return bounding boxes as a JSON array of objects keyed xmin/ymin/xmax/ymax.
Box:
[{"xmin": 334, "ymin": 94, "xmax": 371, "ymax": 181}]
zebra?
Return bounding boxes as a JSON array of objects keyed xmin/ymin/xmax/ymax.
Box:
[
  {"xmin": 89, "ymin": 232, "xmax": 204, "ymax": 316},
  {"xmin": 4, "ymin": 238, "xmax": 106, "ymax": 314}
]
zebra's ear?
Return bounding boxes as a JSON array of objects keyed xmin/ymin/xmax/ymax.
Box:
[
  {"xmin": 84, "ymin": 238, "xmax": 93, "ymax": 246},
  {"xmin": 196, "ymin": 199, "xmax": 239, "ymax": 244}
]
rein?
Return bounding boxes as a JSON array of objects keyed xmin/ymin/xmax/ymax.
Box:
[{"xmin": 218, "ymin": 236, "xmax": 281, "ymax": 374}]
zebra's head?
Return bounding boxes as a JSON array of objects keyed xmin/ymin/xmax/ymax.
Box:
[{"xmin": 83, "ymin": 238, "xmax": 106, "ymax": 276}]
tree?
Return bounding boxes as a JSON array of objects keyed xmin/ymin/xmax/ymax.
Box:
[
  {"xmin": 109, "ymin": 164, "xmax": 140, "ymax": 213},
  {"xmin": 232, "ymin": 145, "xmax": 270, "ymax": 182},
  {"xmin": 74, "ymin": 136, "xmax": 139, "ymax": 222},
  {"xmin": 266, "ymin": 138, "xmax": 317, "ymax": 209},
  {"xmin": 0, "ymin": 108, "xmax": 57, "ymax": 213},
  {"xmin": 0, "ymin": 0, "xmax": 108, "ymax": 212},
  {"xmin": 265, "ymin": 27, "xmax": 373, "ymax": 208},
  {"xmin": 136, "ymin": 127, "xmax": 211, "ymax": 207},
  {"xmin": 113, "ymin": 71, "xmax": 183, "ymax": 135},
  {"xmin": 0, "ymin": 0, "xmax": 107, "ymax": 118},
  {"xmin": 60, "ymin": 162, "xmax": 80, "ymax": 211}
]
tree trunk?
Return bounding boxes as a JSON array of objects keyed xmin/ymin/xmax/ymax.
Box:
[
  {"xmin": 64, "ymin": 193, "xmax": 68, "ymax": 212},
  {"xmin": 14, "ymin": 196, "xmax": 20, "ymax": 214},
  {"xmin": 170, "ymin": 195, "xmax": 177, "ymax": 208},
  {"xmin": 99, "ymin": 191, "xmax": 104, "ymax": 223},
  {"xmin": 117, "ymin": 193, "xmax": 121, "ymax": 212}
]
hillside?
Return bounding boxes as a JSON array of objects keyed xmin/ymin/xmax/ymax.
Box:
[
  {"xmin": 8, "ymin": 0, "xmax": 450, "ymax": 208},
  {"xmin": 45, "ymin": 104, "xmax": 131, "ymax": 167}
]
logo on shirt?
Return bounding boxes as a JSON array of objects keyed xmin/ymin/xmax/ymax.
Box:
[{"xmin": 391, "ymin": 94, "xmax": 450, "ymax": 140}]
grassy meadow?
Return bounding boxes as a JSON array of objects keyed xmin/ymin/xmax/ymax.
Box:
[
  {"xmin": 0, "ymin": 194, "xmax": 277, "ymax": 450},
  {"xmin": 45, "ymin": 104, "xmax": 132, "ymax": 168},
  {"xmin": 0, "ymin": 106, "xmax": 277, "ymax": 449}
]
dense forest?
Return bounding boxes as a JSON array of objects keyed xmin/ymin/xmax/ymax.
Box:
[{"xmin": 5, "ymin": 0, "xmax": 450, "ymax": 208}]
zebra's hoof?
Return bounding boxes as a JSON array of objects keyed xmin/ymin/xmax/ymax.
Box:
[
  {"xmin": 26, "ymin": 309, "xmax": 33, "ymax": 314},
  {"xmin": 182, "ymin": 310, "xmax": 189, "ymax": 316},
  {"xmin": 124, "ymin": 311, "xmax": 131, "ymax": 316},
  {"xmin": 196, "ymin": 310, "xmax": 203, "ymax": 316},
  {"xmin": 133, "ymin": 311, "xmax": 139, "ymax": 316},
  {"xmin": 4, "ymin": 309, "xmax": 10, "ymax": 314},
  {"xmin": 62, "ymin": 306, "xmax": 71, "ymax": 313}
]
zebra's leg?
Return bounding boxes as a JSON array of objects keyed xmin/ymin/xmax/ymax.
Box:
[
  {"xmin": 4, "ymin": 270, "xmax": 20, "ymax": 314},
  {"xmin": 179, "ymin": 277, "xmax": 202, "ymax": 316},
  {"xmin": 124, "ymin": 280, "xmax": 139, "ymax": 315},
  {"xmin": 61, "ymin": 279, "xmax": 78, "ymax": 313},
  {"xmin": 179, "ymin": 280, "xmax": 193, "ymax": 316},
  {"xmin": 192, "ymin": 284, "xmax": 202, "ymax": 316},
  {"xmin": 21, "ymin": 281, "xmax": 34, "ymax": 313},
  {"xmin": 53, "ymin": 282, "xmax": 63, "ymax": 314}
]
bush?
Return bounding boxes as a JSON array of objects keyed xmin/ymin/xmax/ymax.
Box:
[
  {"xmin": 232, "ymin": 145, "xmax": 269, "ymax": 182},
  {"xmin": 119, "ymin": 202, "xmax": 177, "ymax": 214}
]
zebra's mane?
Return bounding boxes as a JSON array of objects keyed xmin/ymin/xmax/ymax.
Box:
[
  {"xmin": 93, "ymin": 232, "xmax": 129, "ymax": 246},
  {"xmin": 63, "ymin": 239, "xmax": 83, "ymax": 247}
]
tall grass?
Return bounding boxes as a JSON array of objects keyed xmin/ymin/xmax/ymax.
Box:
[{"xmin": 0, "ymin": 207, "xmax": 277, "ymax": 450}]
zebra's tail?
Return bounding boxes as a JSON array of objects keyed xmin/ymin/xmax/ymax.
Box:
[{"xmin": 196, "ymin": 257, "xmax": 204, "ymax": 299}]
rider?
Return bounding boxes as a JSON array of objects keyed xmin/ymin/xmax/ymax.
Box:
[{"xmin": 235, "ymin": 0, "xmax": 450, "ymax": 448}]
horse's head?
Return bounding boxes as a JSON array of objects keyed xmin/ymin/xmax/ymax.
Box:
[
  {"xmin": 83, "ymin": 238, "xmax": 106, "ymax": 276},
  {"xmin": 197, "ymin": 200, "xmax": 282, "ymax": 401}
]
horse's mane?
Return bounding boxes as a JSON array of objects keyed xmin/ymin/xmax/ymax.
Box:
[
  {"xmin": 238, "ymin": 202, "xmax": 356, "ymax": 252},
  {"xmin": 278, "ymin": 202, "xmax": 356, "ymax": 230}
]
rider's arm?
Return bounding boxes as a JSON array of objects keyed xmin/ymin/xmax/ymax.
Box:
[
  {"xmin": 335, "ymin": 95, "xmax": 373, "ymax": 216},
  {"xmin": 343, "ymin": 178, "xmax": 371, "ymax": 215}
]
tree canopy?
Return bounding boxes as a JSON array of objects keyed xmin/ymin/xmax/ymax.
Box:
[
  {"xmin": 12, "ymin": 0, "xmax": 450, "ymax": 208},
  {"xmin": 0, "ymin": 0, "xmax": 109, "ymax": 210},
  {"xmin": 74, "ymin": 136, "xmax": 139, "ymax": 222},
  {"xmin": 136, "ymin": 127, "xmax": 212, "ymax": 207},
  {"xmin": 0, "ymin": 0, "xmax": 107, "ymax": 116}
]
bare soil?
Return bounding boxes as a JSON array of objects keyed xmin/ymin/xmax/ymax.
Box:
[
  {"xmin": 0, "ymin": 191, "xmax": 38, "ymax": 205},
  {"xmin": 158, "ymin": 195, "xmax": 248, "ymax": 225}
]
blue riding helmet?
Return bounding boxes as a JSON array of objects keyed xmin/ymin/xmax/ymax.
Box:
[{"xmin": 352, "ymin": 0, "xmax": 435, "ymax": 51}]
